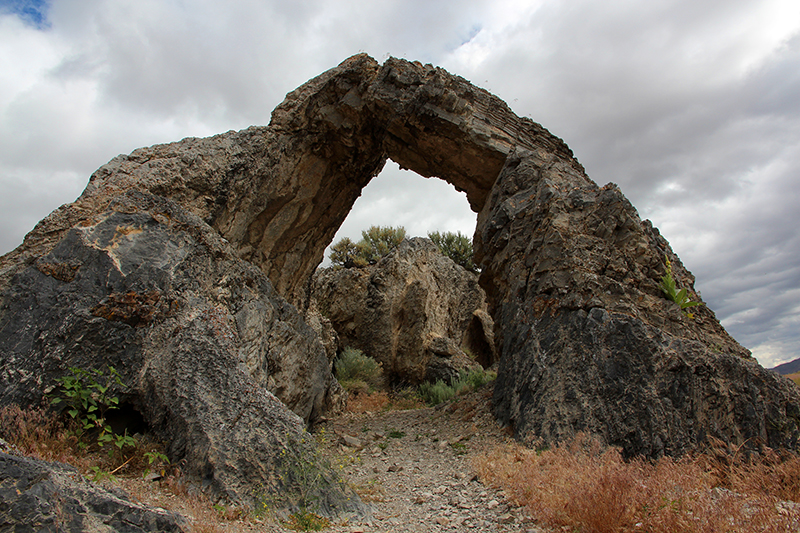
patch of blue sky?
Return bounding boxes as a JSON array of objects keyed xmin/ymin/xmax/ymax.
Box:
[{"xmin": 0, "ymin": 0, "xmax": 51, "ymax": 29}]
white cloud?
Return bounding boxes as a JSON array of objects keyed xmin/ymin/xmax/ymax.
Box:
[{"xmin": 1, "ymin": 0, "xmax": 799, "ymax": 367}]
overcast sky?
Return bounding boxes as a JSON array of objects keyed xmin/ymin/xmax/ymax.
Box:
[{"xmin": 1, "ymin": 0, "xmax": 798, "ymax": 368}]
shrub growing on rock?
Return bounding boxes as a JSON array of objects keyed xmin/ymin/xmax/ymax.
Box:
[
  {"xmin": 427, "ymin": 230, "xmax": 477, "ymax": 272},
  {"xmin": 330, "ymin": 226, "xmax": 406, "ymax": 268}
]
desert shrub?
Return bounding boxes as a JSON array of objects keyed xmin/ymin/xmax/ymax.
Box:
[
  {"xmin": 334, "ymin": 347, "xmax": 382, "ymax": 393},
  {"xmin": 428, "ymin": 230, "xmax": 478, "ymax": 272},
  {"xmin": 475, "ymin": 433, "xmax": 800, "ymax": 533},
  {"xmin": 457, "ymin": 367, "xmax": 497, "ymax": 390},
  {"xmin": 419, "ymin": 367, "xmax": 496, "ymax": 406},
  {"xmin": 330, "ymin": 226, "xmax": 406, "ymax": 268},
  {"xmin": 418, "ymin": 379, "xmax": 455, "ymax": 406}
]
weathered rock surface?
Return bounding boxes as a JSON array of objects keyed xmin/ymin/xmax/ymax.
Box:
[
  {"xmin": 313, "ymin": 238, "xmax": 495, "ymax": 385},
  {"xmin": 0, "ymin": 191, "xmax": 360, "ymax": 516},
  {"xmin": 0, "ymin": 445, "xmax": 186, "ymax": 532},
  {"xmin": 477, "ymin": 148, "xmax": 800, "ymax": 455},
  {"xmin": 0, "ymin": 50, "xmax": 796, "ymax": 515}
]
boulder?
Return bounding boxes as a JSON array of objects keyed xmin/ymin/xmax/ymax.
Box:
[
  {"xmin": 313, "ymin": 237, "xmax": 495, "ymax": 385},
  {"xmin": 0, "ymin": 443, "xmax": 186, "ymax": 532},
  {"xmin": 0, "ymin": 191, "xmax": 362, "ymax": 516}
]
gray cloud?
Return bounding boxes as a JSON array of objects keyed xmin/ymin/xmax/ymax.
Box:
[{"xmin": 1, "ymin": 0, "xmax": 798, "ymax": 367}]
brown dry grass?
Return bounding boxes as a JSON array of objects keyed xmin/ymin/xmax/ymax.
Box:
[
  {"xmin": 346, "ymin": 389, "xmax": 425, "ymax": 413},
  {"xmin": 0, "ymin": 405, "xmax": 264, "ymax": 533},
  {"xmin": 784, "ymin": 372, "xmax": 800, "ymax": 387},
  {"xmin": 474, "ymin": 433, "xmax": 800, "ymax": 533}
]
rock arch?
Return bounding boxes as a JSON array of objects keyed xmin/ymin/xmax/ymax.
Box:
[{"xmin": 1, "ymin": 55, "xmax": 799, "ymax": 512}]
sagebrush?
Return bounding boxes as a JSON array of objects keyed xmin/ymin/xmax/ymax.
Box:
[{"xmin": 334, "ymin": 347, "xmax": 383, "ymax": 393}]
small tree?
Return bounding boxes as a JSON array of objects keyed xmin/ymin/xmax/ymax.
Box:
[{"xmin": 428, "ymin": 230, "xmax": 478, "ymax": 272}]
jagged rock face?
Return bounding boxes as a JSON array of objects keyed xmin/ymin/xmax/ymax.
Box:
[
  {"xmin": 312, "ymin": 238, "xmax": 496, "ymax": 385},
  {"xmin": 478, "ymin": 149, "xmax": 800, "ymax": 455},
  {"xmin": 0, "ymin": 191, "xmax": 360, "ymax": 515},
  {"xmin": 0, "ymin": 444, "xmax": 186, "ymax": 532}
]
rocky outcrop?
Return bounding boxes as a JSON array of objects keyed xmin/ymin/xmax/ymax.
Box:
[
  {"xmin": 0, "ymin": 443, "xmax": 186, "ymax": 532},
  {"xmin": 313, "ymin": 238, "xmax": 495, "ymax": 385},
  {"xmin": 477, "ymin": 149, "xmax": 800, "ymax": 456},
  {"xmin": 0, "ymin": 191, "xmax": 359, "ymax": 515},
  {"xmin": 0, "ymin": 50, "xmax": 797, "ymax": 515}
]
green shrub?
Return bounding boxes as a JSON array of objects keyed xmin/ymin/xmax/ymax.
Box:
[
  {"xmin": 330, "ymin": 226, "xmax": 406, "ymax": 268},
  {"xmin": 418, "ymin": 379, "xmax": 456, "ymax": 406},
  {"xmin": 418, "ymin": 367, "xmax": 497, "ymax": 406},
  {"xmin": 334, "ymin": 347, "xmax": 382, "ymax": 392},
  {"xmin": 428, "ymin": 230, "xmax": 478, "ymax": 272},
  {"xmin": 460, "ymin": 367, "xmax": 497, "ymax": 389}
]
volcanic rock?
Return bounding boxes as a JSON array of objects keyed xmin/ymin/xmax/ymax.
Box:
[{"xmin": 313, "ymin": 237, "xmax": 495, "ymax": 385}]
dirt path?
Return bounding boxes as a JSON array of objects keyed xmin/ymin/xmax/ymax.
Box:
[
  {"xmin": 318, "ymin": 389, "xmax": 546, "ymax": 533},
  {"xmin": 119, "ymin": 387, "xmax": 547, "ymax": 532}
]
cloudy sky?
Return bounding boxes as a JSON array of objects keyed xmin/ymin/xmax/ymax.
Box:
[{"xmin": 1, "ymin": 0, "xmax": 798, "ymax": 368}]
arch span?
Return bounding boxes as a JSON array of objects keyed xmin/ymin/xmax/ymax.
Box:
[{"xmin": 2, "ymin": 54, "xmax": 797, "ymax": 460}]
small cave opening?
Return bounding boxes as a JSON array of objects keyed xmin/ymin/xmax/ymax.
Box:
[{"xmin": 105, "ymin": 400, "xmax": 148, "ymax": 437}]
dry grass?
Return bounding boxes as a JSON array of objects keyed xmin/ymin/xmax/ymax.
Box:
[
  {"xmin": 474, "ymin": 433, "xmax": 800, "ymax": 533},
  {"xmin": 0, "ymin": 404, "xmax": 89, "ymax": 466},
  {"xmin": 784, "ymin": 372, "xmax": 800, "ymax": 387},
  {"xmin": 346, "ymin": 389, "xmax": 425, "ymax": 413},
  {"xmin": 0, "ymin": 405, "xmax": 262, "ymax": 532}
]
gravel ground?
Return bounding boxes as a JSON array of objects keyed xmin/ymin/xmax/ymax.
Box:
[
  {"xmin": 318, "ymin": 388, "xmax": 549, "ymax": 533},
  {"xmin": 119, "ymin": 387, "xmax": 550, "ymax": 532}
]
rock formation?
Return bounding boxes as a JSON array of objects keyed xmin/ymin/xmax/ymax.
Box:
[
  {"xmin": 1, "ymin": 53, "xmax": 799, "ymax": 521},
  {"xmin": 1, "ymin": 440, "xmax": 186, "ymax": 532},
  {"xmin": 0, "ymin": 191, "xmax": 361, "ymax": 516},
  {"xmin": 313, "ymin": 237, "xmax": 496, "ymax": 385},
  {"xmin": 476, "ymin": 152, "xmax": 799, "ymax": 455}
]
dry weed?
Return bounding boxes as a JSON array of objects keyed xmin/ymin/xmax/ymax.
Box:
[
  {"xmin": 474, "ymin": 433, "xmax": 800, "ymax": 533},
  {"xmin": 0, "ymin": 404, "xmax": 89, "ymax": 465}
]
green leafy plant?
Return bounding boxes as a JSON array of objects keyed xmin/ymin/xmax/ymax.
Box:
[
  {"xmin": 660, "ymin": 256, "xmax": 703, "ymax": 318},
  {"xmin": 50, "ymin": 366, "xmax": 135, "ymax": 454},
  {"xmin": 89, "ymin": 465, "xmax": 117, "ymax": 483},
  {"xmin": 428, "ymin": 230, "xmax": 478, "ymax": 272},
  {"xmin": 334, "ymin": 347, "xmax": 383, "ymax": 393},
  {"xmin": 143, "ymin": 450, "xmax": 170, "ymax": 479},
  {"xmin": 330, "ymin": 226, "xmax": 406, "ymax": 268}
]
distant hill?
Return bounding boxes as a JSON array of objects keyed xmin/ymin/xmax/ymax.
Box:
[{"xmin": 771, "ymin": 357, "xmax": 800, "ymax": 375}]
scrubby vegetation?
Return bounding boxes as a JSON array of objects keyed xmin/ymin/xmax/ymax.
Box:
[
  {"xmin": 329, "ymin": 226, "xmax": 479, "ymax": 272},
  {"xmin": 329, "ymin": 225, "xmax": 407, "ymax": 268},
  {"xmin": 334, "ymin": 347, "xmax": 383, "ymax": 393},
  {"xmin": 475, "ymin": 434, "xmax": 800, "ymax": 533},
  {"xmin": 427, "ymin": 230, "xmax": 478, "ymax": 272},
  {"xmin": 418, "ymin": 367, "xmax": 497, "ymax": 406}
]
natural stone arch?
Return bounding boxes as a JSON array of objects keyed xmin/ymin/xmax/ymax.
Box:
[
  {"xmin": 207, "ymin": 54, "xmax": 578, "ymax": 308},
  {"xmin": 1, "ymin": 53, "xmax": 798, "ymax": 487}
]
